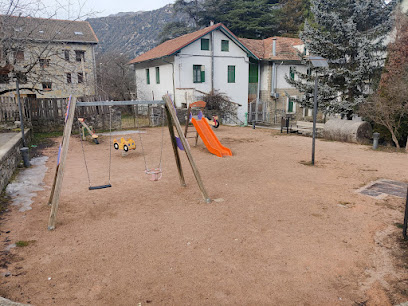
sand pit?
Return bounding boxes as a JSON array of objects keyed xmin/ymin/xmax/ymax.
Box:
[{"xmin": 1, "ymin": 126, "xmax": 408, "ymax": 305}]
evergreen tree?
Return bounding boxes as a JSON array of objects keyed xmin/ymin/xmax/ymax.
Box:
[
  {"xmin": 278, "ymin": 0, "xmax": 311, "ymax": 37},
  {"xmin": 287, "ymin": 0, "xmax": 396, "ymax": 116}
]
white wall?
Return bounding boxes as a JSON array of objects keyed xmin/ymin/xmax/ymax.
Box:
[
  {"xmin": 134, "ymin": 57, "xmax": 175, "ymax": 101},
  {"xmin": 276, "ymin": 64, "xmax": 308, "ymax": 88},
  {"xmin": 175, "ymin": 30, "xmax": 250, "ymax": 121}
]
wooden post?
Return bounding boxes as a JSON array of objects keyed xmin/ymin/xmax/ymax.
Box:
[
  {"xmin": 184, "ymin": 105, "xmax": 191, "ymax": 137},
  {"xmin": 48, "ymin": 97, "xmax": 77, "ymax": 230},
  {"xmin": 165, "ymin": 106, "xmax": 186, "ymax": 187},
  {"xmin": 163, "ymin": 95, "xmax": 211, "ymax": 203}
]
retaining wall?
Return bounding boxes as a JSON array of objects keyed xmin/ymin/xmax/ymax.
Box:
[{"xmin": 0, "ymin": 129, "xmax": 31, "ymax": 192}]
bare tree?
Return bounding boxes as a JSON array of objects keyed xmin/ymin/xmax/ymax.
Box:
[
  {"xmin": 96, "ymin": 52, "xmax": 135, "ymax": 101},
  {"xmin": 360, "ymin": 11, "xmax": 408, "ymax": 148},
  {"xmin": 0, "ymin": 0, "xmax": 96, "ymax": 96}
]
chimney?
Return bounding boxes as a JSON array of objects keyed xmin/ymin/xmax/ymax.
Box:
[
  {"xmin": 272, "ymin": 38, "xmax": 277, "ymax": 57},
  {"xmin": 210, "ymin": 20, "xmax": 214, "ymax": 26}
]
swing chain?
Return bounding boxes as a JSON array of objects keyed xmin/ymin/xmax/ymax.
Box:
[
  {"xmin": 135, "ymin": 104, "xmax": 166, "ymax": 175},
  {"xmin": 79, "ymin": 121, "xmax": 92, "ymax": 188}
]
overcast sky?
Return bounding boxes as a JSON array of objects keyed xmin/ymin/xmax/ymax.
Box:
[{"xmin": 40, "ymin": 0, "xmax": 175, "ymax": 19}]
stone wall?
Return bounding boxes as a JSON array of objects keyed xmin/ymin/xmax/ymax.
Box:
[{"xmin": 0, "ymin": 129, "xmax": 31, "ymax": 192}]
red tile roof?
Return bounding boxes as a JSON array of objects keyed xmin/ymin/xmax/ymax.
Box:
[
  {"xmin": 240, "ymin": 37, "xmax": 304, "ymax": 61},
  {"xmin": 128, "ymin": 23, "xmax": 304, "ymax": 64},
  {"xmin": 129, "ymin": 23, "xmax": 222, "ymax": 64},
  {"xmin": 129, "ymin": 23, "xmax": 259, "ymax": 64}
]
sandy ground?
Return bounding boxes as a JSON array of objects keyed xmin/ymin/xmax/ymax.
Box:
[{"xmin": 1, "ymin": 126, "xmax": 408, "ymax": 305}]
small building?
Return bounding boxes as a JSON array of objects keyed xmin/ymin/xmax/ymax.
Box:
[
  {"xmin": 129, "ymin": 23, "xmax": 309, "ymax": 124},
  {"xmin": 240, "ymin": 37, "xmax": 310, "ymax": 124},
  {"xmin": 0, "ymin": 15, "xmax": 98, "ymax": 99}
]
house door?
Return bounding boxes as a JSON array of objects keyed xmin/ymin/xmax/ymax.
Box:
[{"xmin": 248, "ymin": 59, "xmax": 258, "ymax": 103}]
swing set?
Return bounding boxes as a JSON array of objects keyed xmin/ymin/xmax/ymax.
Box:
[{"xmin": 47, "ymin": 95, "xmax": 211, "ymax": 230}]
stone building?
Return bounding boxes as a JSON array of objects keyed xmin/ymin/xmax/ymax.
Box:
[{"xmin": 0, "ymin": 15, "xmax": 98, "ymax": 99}]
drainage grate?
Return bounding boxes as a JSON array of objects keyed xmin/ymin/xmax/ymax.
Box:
[{"xmin": 357, "ymin": 179, "xmax": 407, "ymax": 199}]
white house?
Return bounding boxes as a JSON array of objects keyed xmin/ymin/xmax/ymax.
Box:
[{"xmin": 129, "ymin": 23, "xmax": 308, "ymax": 123}]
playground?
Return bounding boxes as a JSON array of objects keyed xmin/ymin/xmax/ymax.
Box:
[{"xmin": 1, "ymin": 125, "xmax": 408, "ymax": 305}]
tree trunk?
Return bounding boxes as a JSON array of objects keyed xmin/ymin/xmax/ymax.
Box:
[
  {"xmin": 406, "ymin": 136, "xmax": 408, "ymax": 152},
  {"xmin": 390, "ymin": 129, "xmax": 400, "ymax": 149}
]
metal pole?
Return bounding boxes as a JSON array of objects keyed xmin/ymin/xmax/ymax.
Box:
[
  {"xmin": 403, "ymin": 185, "xmax": 408, "ymax": 240},
  {"xmin": 16, "ymin": 78, "xmax": 25, "ymax": 147},
  {"xmin": 312, "ymin": 77, "xmax": 318, "ymax": 165}
]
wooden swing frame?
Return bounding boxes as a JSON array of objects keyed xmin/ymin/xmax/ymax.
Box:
[{"xmin": 47, "ymin": 95, "xmax": 211, "ymax": 230}]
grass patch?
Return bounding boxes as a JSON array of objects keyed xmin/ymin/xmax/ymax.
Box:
[
  {"xmin": 395, "ymin": 223, "xmax": 405, "ymax": 229},
  {"xmin": 15, "ymin": 240, "xmax": 35, "ymax": 247}
]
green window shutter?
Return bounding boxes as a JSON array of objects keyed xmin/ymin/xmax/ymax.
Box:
[
  {"xmin": 228, "ymin": 65, "xmax": 235, "ymax": 83},
  {"xmin": 201, "ymin": 66, "xmax": 205, "ymax": 82},
  {"xmin": 221, "ymin": 40, "xmax": 229, "ymax": 52},
  {"xmin": 288, "ymin": 98, "xmax": 294, "ymax": 112},
  {"xmin": 156, "ymin": 67, "xmax": 160, "ymax": 84},
  {"xmin": 146, "ymin": 69, "xmax": 150, "ymax": 84},
  {"xmin": 249, "ymin": 63, "xmax": 258, "ymax": 83},
  {"xmin": 290, "ymin": 66, "xmax": 295, "ymax": 80},
  {"xmin": 201, "ymin": 38, "xmax": 210, "ymax": 51}
]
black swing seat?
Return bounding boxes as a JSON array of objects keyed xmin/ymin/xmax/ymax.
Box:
[{"xmin": 89, "ymin": 184, "xmax": 112, "ymax": 190}]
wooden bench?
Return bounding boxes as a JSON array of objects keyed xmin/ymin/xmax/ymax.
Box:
[{"xmin": 295, "ymin": 121, "xmax": 325, "ymax": 135}]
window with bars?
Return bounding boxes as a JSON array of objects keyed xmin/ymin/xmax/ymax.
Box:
[
  {"xmin": 201, "ymin": 38, "xmax": 210, "ymax": 51},
  {"xmin": 146, "ymin": 69, "xmax": 150, "ymax": 84},
  {"xmin": 78, "ymin": 72, "xmax": 84, "ymax": 83},
  {"xmin": 155, "ymin": 67, "xmax": 160, "ymax": 84},
  {"xmin": 228, "ymin": 65, "xmax": 235, "ymax": 83},
  {"xmin": 64, "ymin": 50, "xmax": 70, "ymax": 61},
  {"xmin": 221, "ymin": 40, "xmax": 229, "ymax": 52},
  {"xmin": 193, "ymin": 65, "xmax": 205, "ymax": 83},
  {"xmin": 67, "ymin": 73, "xmax": 72, "ymax": 83}
]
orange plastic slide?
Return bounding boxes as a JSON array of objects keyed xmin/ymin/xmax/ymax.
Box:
[{"xmin": 191, "ymin": 117, "xmax": 232, "ymax": 157}]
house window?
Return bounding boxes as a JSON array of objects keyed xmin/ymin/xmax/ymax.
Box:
[
  {"xmin": 290, "ymin": 66, "xmax": 296, "ymax": 80},
  {"xmin": 78, "ymin": 72, "xmax": 84, "ymax": 83},
  {"xmin": 75, "ymin": 50, "xmax": 85, "ymax": 62},
  {"xmin": 155, "ymin": 67, "xmax": 160, "ymax": 84},
  {"xmin": 221, "ymin": 40, "xmax": 229, "ymax": 52},
  {"xmin": 15, "ymin": 50, "xmax": 24, "ymax": 62},
  {"xmin": 42, "ymin": 82, "xmax": 52, "ymax": 91},
  {"xmin": 146, "ymin": 69, "xmax": 150, "ymax": 84},
  {"xmin": 67, "ymin": 73, "xmax": 72, "ymax": 83},
  {"xmin": 307, "ymin": 68, "xmax": 312, "ymax": 76},
  {"xmin": 0, "ymin": 74, "xmax": 9, "ymax": 84},
  {"xmin": 201, "ymin": 38, "xmax": 210, "ymax": 51},
  {"xmin": 287, "ymin": 97, "xmax": 295, "ymax": 113},
  {"xmin": 39, "ymin": 58, "xmax": 50, "ymax": 68},
  {"xmin": 193, "ymin": 65, "xmax": 205, "ymax": 83},
  {"xmin": 64, "ymin": 50, "xmax": 70, "ymax": 61},
  {"xmin": 228, "ymin": 65, "xmax": 235, "ymax": 83}
]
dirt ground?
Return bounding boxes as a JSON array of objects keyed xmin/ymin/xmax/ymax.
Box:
[{"xmin": 1, "ymin": 126, "xmax": 408, "ymax": 305}]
